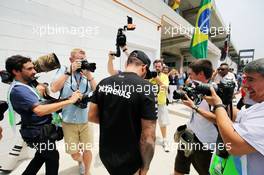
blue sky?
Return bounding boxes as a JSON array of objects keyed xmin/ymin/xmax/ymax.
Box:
[{"xmin": 215, "ymin": 0, "xmax": 264, "ymax": 59}]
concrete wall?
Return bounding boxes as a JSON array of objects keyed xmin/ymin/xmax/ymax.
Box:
[{"xmin": 0, "ymin": 0, "xmax": 161, "ymax": 158}]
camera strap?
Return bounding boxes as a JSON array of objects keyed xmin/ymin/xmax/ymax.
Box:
[
  {"xmin": 70, "ymin": 73, "xmax": 88, "ymax": 94},
  {"xmin": 7, "ymin": 81, "xmax": 42, "ymax": 131}
]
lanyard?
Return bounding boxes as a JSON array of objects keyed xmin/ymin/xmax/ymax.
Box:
[{"xmin": 70, "ymin": 73, "xmax": 88, "ymax": 94}]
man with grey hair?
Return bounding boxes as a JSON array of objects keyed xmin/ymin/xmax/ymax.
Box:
[{"xmin": 204, "ymin": 58, "xmax": 264, "ymax": 175}]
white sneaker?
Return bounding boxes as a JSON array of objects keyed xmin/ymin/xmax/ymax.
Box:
[
  {"xmin": 79, "ymin": 162, "xmax": 85, "ymax": 175},
  {"xmin": 163, "ymin": 140, "xmax": 170, "ymax": 152}
]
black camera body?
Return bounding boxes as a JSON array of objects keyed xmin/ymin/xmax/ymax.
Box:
[
  {"xmin": 173, "ymin": 86, "xmax": 196, "ymax": 101},
  {"xmin": 0, "ymin": 70, "xmax": 13, "ymax": 84},
  {"xmin": 116, "ymin": 28, "xmax": 127, "ymax": 48},
  {"xmin": 173, "ymin": 80, "xmax": 236, "ymax": 105},
  {"xmin": 74, "ymin": 94, "xmax": 91, "ymax": 109},
  {"xmin": 76, "ymin": 60, "xmax": 96, "ymax": 73},
  {"xmin": 145, "ymin": 71, "xmax": 158, "ymax": 79}
]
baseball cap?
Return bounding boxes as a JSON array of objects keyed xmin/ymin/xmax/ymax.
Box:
[{"xmin": 129, "ymin": 50, "xmax": 151, "ymax": 70}]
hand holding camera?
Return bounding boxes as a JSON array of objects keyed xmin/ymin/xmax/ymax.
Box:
[
  {"xmin": 203, "ymin": 87, "xmax": 223, "ymax": 106},
  {"xmin": 81, "ymin": 69, "xmax": 94, "ymax": 81},
  {"xmin": 68, "ymin": 90, "xmax": 83, "ymax": 104},
  {"xmin": 173, "ymin": 80, "xmax": 235, "ymax": 105},
  {"xmin": 71, "ymin": 60, "xmax": 82, "ymax": 73},
  {"xmin": 182, "ymin": 94, "xmax": 195, "ymax": 108}
]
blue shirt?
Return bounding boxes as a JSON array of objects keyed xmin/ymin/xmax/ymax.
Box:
[
  {"xmin": 10, "ymin": 84, "xmax": 51, "ymax": 138},
  {"xmin": 53, "ymin": 66, "xmax": 92, "ymax": 124}
]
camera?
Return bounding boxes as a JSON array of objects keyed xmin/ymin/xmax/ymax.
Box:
[
  {"xmin": 34, "ymin": 53, "xmax": 60, "ymax": 73},
  {"xmin": 1, "ymin": 53, "xmax": 61, "ymax": 84},
  {"xmin": 145, "ymin": 71, "xmax": 158, "ymax": 79},
  {"xmin": 173, "ymin": 85, "xmax": 196, "ymax": 100},
  {"xmin": 0, "ymin": 70, "xmax": 13, "ymax": 84},
  {"xmin": 0, "ymin": 101, "xmax": 8, "ymax": 121},
  {"xmin": 112, "ymin": 16, "xmax": 136, "ymax": 57},
  {"xmin": 76, "ymin": 60, "xmax": 96, "ymax": 73},
  {"xmin": 74, "ymin": 94, "xmax": 91, "ymax": 109},
  {"xmin": 173, "ymin": 79, "xmax": 236, "ymax": 105}
]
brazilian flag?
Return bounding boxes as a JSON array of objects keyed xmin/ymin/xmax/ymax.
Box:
[{"xmin": 190, "ymin": 0, "xmax": 212, "ymax": 59}]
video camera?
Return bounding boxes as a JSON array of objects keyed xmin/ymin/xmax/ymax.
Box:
[
  {"xmin": 76, "ymin": 60, "xmax": 96, "ymax": 73},
  {"xmin": 112, "ymin": 16, "xmax": 136, "ymax": 57},
  {"xmin": 0, "ymin": 53, "xmax": 61, "ymax": 84},
  {"xmin": 173, "ymin": 79, "xmax": 236, "ymax": 105}
]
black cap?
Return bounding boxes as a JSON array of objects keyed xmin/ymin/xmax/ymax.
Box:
[{"xmin": 129, "ymin": 50, "xmax": 151, "ymax": 69}]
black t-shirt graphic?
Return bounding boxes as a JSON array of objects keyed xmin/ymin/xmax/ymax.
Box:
[{"xmin": 91, "ymin": 72, "xmax": 157, "ymax": 175}]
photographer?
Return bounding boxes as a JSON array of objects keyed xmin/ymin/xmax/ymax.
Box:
[
  {"xmin": 108, "ymin": 45, "xmax": 129, "ymax": 76},
  {"xmin": 204, "ymin": 58, "xmax": 264, "ymax": 175},
  {"xmin": 51, "ymin": 48, "xmax": 96, "ymax": 175},
  {"xmin": 174, "ymin": 60, "xmax": 217, "ymax": 175},
  {"xmin": 5, "ymin": 55, "xmax": 82, "ymax": 175},
  {"xmin": 149, "ymin": 59, "xmax": 170, "ymax": 152},
  {"xmin": 213, "ymin": 63, "xmax": 238, "ymax": 91}
]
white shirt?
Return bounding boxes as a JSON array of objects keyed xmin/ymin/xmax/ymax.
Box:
[
  {"xmin": 187, "ymin": 99, "xmax": 218, "ymax": 149},
  {"xmin": 233, "ymin": 102, "xmax": 264, "ymax": 175},
  {"xmin": 214, "ymin": 72, "xmax": 238, "ymax": 91}
]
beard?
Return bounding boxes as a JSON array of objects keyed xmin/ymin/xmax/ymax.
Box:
[{"xmin": 22, "ymin": 74, "xmax": 36, "ymax": 83}]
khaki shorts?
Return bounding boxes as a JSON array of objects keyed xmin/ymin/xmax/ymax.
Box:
[{"xmin": 62, "ymin": 122, "xmax": 93, "ymax": 154}]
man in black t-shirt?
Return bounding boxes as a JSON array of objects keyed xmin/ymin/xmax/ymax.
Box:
[{"xmin": 89, "ymin": 50, "xmax": 157, "ymax": 175}]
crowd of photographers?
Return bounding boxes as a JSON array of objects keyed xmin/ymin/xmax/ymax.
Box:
[{"xmin": 0, "ymin": 44, "xmax": 264, "ymax": 175}]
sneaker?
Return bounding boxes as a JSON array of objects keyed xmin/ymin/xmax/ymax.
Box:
[
  {"xmin": 79, "ymin": 162, "xmax": 85, "ymax": 175},
  {"xmin": 163, "ymin": 140, "xmax": 170, "ymax": 152}
]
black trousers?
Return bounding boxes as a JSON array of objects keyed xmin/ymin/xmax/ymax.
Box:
[{"xmin": 22, "ymin": 140, "xmax": 59, "ymax": 175}]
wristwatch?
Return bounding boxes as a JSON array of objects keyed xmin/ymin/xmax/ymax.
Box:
[
  {"xmin": 192, "ymin": 105, "xmax": 199, "ymax": 112},
  {"xmin": 213, "ymin": 104, "xmax": 226, "ymax": 111},
  {"xmin": 64, "ymin": 67, "xmax": 71, "ymax": 76}
]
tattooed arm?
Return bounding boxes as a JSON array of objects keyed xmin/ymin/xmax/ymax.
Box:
[{"xmin": 139, "ymin": 119, "xmax": 156, "ymax": 175}]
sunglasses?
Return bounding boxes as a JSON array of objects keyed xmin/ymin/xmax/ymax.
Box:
[{"xmin": 218, "ymin": 68, "xmax": 227, "ymax": 71}]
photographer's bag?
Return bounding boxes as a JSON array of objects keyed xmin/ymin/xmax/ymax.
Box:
[
  {"xmin": 209, "ymin": 154, "xmax": 242, "ymax": 175},
  {"xmin": 174, "ymin": 125, "xmax": 199, "ymax": 157},
  {"xmin": 209, "ymin": 134, "xmax": 242, "ymax": 174}
]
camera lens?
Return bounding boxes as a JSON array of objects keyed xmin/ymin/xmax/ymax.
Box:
[{"xmin": 173, "ymin": 90, "xmax": 186, "ymax": 100}]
